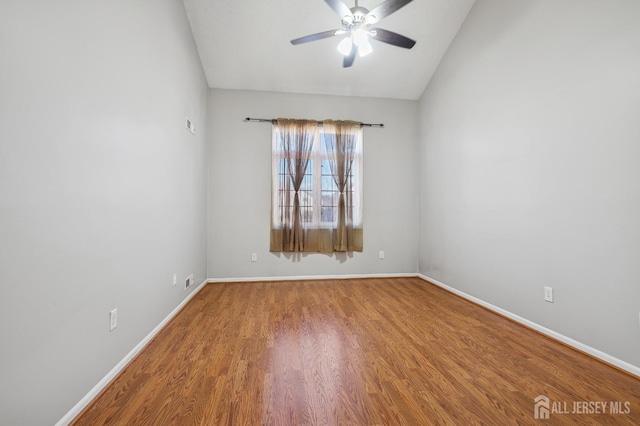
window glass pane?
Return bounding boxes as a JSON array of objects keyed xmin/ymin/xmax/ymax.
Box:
[
  {"xmin": 321, "ymin": 175, "xmax": 335, "ymax": 190},
  {"xmin": 321, "ymin": 206, "xmax": 333, "ymax": 222}
]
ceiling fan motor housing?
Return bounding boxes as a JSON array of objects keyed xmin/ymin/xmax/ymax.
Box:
[
  {"xmin": 351, "ymin": 6, "xmax": 370, "ymax": 20},
  {"xmin": 342, "ymin": 6, "xmax": 372, "ymax": 26}
]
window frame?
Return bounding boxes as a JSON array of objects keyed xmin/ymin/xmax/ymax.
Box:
[{"xmin": 271, "ymin": 125, "xmax": 363, "ymax": 230}]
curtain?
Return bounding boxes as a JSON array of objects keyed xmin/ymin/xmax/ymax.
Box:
[
  {"xmin": 322, "ymin": 120, "xmax": 363, "ymax": 252},
  {"xmin": 270, "ymin": 119, "xmax": 317, "ymax": 252}
]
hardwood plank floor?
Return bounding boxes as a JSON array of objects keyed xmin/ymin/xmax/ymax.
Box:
[{"xmin": 72, "ymin": 277, "xmax": 640, "ymax": 425}]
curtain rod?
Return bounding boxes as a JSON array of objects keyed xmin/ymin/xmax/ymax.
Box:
[{"xmin": 244, "ymin": 117, "xmax": 384, "ymax": 128}]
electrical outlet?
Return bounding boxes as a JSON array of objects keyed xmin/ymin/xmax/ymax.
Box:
[
  {"xmin": 109, "ymin": 308, "xmax": 118, "ymax": 331},
  {"xmin": 251, "ymin": 253, "xmax": 257, "ymax": 262},
  {"xmin": 544, "ymin": 286, "xmax": 554, "ymax": 303},
  {"xmin": 172, "ymin": 273, "xmax": 177, "ymax": 286},
  {"xmin": 379, "ymin": 251, "xmax": 385, "ymax": 259}
]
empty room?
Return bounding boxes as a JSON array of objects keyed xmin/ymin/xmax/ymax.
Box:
[{"xmin": 2, "ymin": 0, "xmax": 640, "ymax": 424}]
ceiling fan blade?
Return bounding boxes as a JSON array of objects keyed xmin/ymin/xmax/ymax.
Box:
[
  {"xmin": 291, "ymin": 29, "xmax": 341, "ymax": 45},
  {"xmin": 371, "ymin": 28, "xmax": 416, "ymax": 49},
  {"xmin": 324, "ymin": 0, "xmax": 352, "ymax": 19},
  {"xmin": 343, "ymin": 46, "xmax": 357, "ymax": 68},
  {"xmin": 366, "ymin": 0, "xmax": 413, "ymax": 24}
]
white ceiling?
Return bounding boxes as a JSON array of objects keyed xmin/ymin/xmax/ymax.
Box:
[{"xmin": 183, "ymin": 0, "xmax": 476, "ymax": 100}]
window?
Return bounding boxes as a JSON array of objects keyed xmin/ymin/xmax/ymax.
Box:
[
  {"xmin": 273, "ymin": 130, "xmax": 362, "ymax": 226},
  {"xmin": 270, "ymin": 119, "xmax": 363, "ymax": 253}
]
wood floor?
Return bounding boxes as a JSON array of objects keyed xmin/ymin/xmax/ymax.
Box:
[{"xmin": 72, "ymin": 277, "xmax": 640, "ymax": 425}]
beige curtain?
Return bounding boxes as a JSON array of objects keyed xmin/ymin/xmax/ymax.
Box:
[
  {"xmin": 322, "ymin": 120, "xmax": 363, "ymax": 252},
  {"xmin": 270, "ymin": 119, "xmax": 317, "ymax": 252}
]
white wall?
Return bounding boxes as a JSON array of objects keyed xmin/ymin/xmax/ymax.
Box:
[
  {"xmin": 207, "ymin": 89, "xmax": 418, "ymax": 279},
  {"xmin": 0, "ymin": 1, "xmax": 208, "ymax": 424},
  {"xmin": 419, "ymin": 0, "xmax": 640, "ymax": 367}
]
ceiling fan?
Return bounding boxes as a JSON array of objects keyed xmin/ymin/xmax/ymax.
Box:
[{"xmin": 290, "ymin": 0, "xmax": 416, "ymax": 68}]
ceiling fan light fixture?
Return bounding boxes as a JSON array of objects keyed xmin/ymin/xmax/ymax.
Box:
[
  {"xmin": 351, "ymin": 29, "xmax": 372, "ymax": 57},
  {"xmin": 358, "ymin": 38, "xmax": 373, "ymax": 57},
  {"xmin": 337, "ymin": 36, "xmax": 353, "ymax": 56},
  {"xmin": 352, "ymin": 29, "xmax": 368, "ymax": 47}
]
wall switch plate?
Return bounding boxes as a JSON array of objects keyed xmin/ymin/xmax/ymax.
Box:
[
  {"xmin": 251, "ymin": 253, "xmax": 257, "ymax": 262},
  {"xmin": 544, "ymin": 286, "xmax": 554, "ymax": 303},
  {"xmin": 109, "ymin": 308, "xmax": 118, "ymax": 331},
  {"xmin": 379, "ymin": 251, "xmax": 385, "ymax": 259},
  {"xmin": 172, "ymin": 273, "xmax": 177, "ymax": 286}
]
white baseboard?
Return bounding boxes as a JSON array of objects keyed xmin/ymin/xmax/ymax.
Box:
[
  {"xmin": 418, "ymin": 274, "xmax": 640, "ymax": 378},
  {"xmin": 207, "ymin": 272, "xmax": 417, "ymax": 283},
  {"xmin": 56, "ymin": 279, "xmax": 209, "ymax": 426}
]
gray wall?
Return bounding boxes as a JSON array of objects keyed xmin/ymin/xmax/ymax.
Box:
[
  {"xmin": 0, "ymin": 1, "xmax": 208, "ymax": 424},
  {"xmin": 419, "ymin": 0, "xmax": 640, "ymax": 367},
  {"xmin": 207, "ymin": 89, "xmax": 419, "ymax": 279}
]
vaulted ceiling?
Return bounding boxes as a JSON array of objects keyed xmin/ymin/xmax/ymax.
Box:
[{"xmin": 183, "ymin": 0, "xmax": 476, "ymax": 100}]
